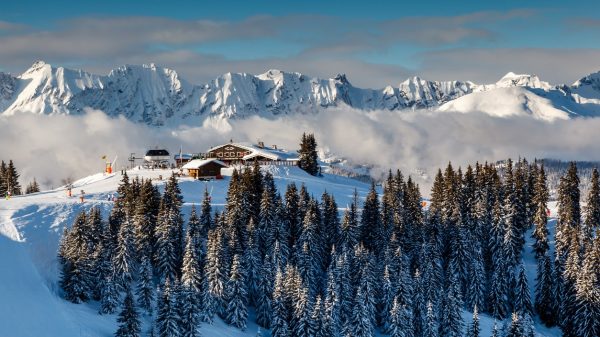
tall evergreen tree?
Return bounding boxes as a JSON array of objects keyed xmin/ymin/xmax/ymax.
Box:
[
  {"xmin": 99, "ymin": 274, "xmax": 119, "ymax": 315},
  {"xmin": 424, "ymin": 301, "xmax": 438, "ymax": 337},
  {"xmin": 323, "ymin": 260, "xmax": 341, "ymax": 337},
  {"xmin": 388, "ymin": 296, "xmax": 413, "ymax": 337},
  {"xmin": 113, "ymin": 211, "xmax": 136, "ymax": 290},
  {"xmin": 440, "ymin": 272, "xmax": 463, "ymax": 337},
  {"xmin": 535, "ymin": 253, "xmax": 555, "ymax": 326},
  {"xmin": 255, "ymin": 256, "xmax": 274, "ymax": 328},
  {"xmin": 514, "ymin": 264, "xmax": 533, "ymax": 317},
  {"xmin": 466, "ymin": 305, "xmax": 480, "ymax": 337},
  {"xmin": 4, "ymin": 160, "xmax": 21, "ymax": 195},
  {"xmin": 155, "ymin": 280, "xmax": 180, "ymax": 337},
  {"xmin": 225, "ymin": 254, "xmax": 248, "ymax": 330},
  {"xmin": 271, "ymin": 268, "xmax": 290, "ymax": 337},
  {"xmin": 25, "ymin": 178, "xmax": 40, "ymax": 194},
  {"xmin": 532, "ymin": 164, "xmax": 550, "ymax": 260},
  {"xmin": 574, "ymin": 236, "xmax": 600, "ymax": 337},
  {"xmin": 506, "ymin": 312, "xmax": 524, "ymax": 337},
  {"xmin": 180, "ymin": 232, "xmax": 202, "ymax": 337},
  {"xmin": 136, "ymin": 256, "xmax": 154, "ymax": 315},
  {"xmin": 361, "ymin": 181, "xmax": 381, "ymax": 252},
  {"xmin": 293, "ymin": 286, "xmax": 315, "ymax": 337},
  {"xmin": 298, "ymin": 132, "xmax": 319, "ymax": 176},
  {"xmin": 583, "ymin": 168, "xmax": 600, "ymax": 245},
  {"xmin": 115, "ymin": 287, "xmax": 141, "ymax": 337},
  {"xmin": 58, "ymin": 212, "xmax": 94, "ymax": 303}
]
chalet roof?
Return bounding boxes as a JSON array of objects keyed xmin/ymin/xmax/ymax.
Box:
[
  {"xmin": 145, "ymin": 149, "xmax": 169, "ymax": 156},
  {"xmin": 208, "ymin": 142, "xmax": 299, "ymax": 161},
  {"xmin": 182, "ymin": 158, "xmax": 228, "ymax": 169}
]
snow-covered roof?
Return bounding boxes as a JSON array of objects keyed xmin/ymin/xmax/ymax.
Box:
[
  {"xmin": 209, "ymin": 142, "xmax": 299, "ymax": 161},
  {"xmin": 182, "ymin": 158, "xmax": 227, "ymax": 169}
]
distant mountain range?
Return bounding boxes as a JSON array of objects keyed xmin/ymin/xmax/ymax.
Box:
[{"xmin": 1, "ymin": 60, "xmax": 600, "ymax": 126}]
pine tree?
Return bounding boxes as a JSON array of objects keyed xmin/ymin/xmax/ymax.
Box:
[
  {"xmin": 361, "ymin": 181, "xmax": 381, "ymax": 252},
  {"xmin": 0, "ymin": 160, "xmax": 6, "ymax": 195},
  {"xmin": 506, "ymin": 312, "xmax": 524, "ymax": 337},
  {"xmin": 412, "ymin": 269, "xmax": 427, "ymax": 337},
  {"xmin": 388, "ymin": 296, "xmax": 413, "ymax": 337},
  {"xmin": 255, "ymin": 255, "xmax": 274, "ymax": 328},
  {"xmin": 58, "ymin": 212, "xmax": 94, "ymax": 303},
  {"xmin": 535, "ymin": 253, "xmax": 555, "ymax": 325},
  {"xmin": 5, "ymin": 160, "xmax": 21, "ymax": 195},
  {"xmin": 311, "ymin": 295, "xmax": 325, "ymax": 337},
  {"xmin": 99, "ymin": 274, "xmax": 120, "ymax": 315},
  {"xmin": 200, "ymin": 188, "xmax": 213, "ymax": 234},
  {"xmin": 136, "ymin": 256, "xmax": 154, "ymax": 315},
  {"xmin": 245, "ymin": 218, "xmax": 261, "ymax": 306},
  {"xmin": 271, "ymin": 268, "xmax": 290, "ymax": 337},
  {"xmin": 491, "ymin": 322, "xmax": 500, "ymax": 337},
  {"xmin": 180, "ymin": 233, "xmax": 202, "ymax": 337},
  {"xmin": 424, "ymin": 301, "xmax": 438, "ymax": 337},
  {"xmin": 379, "ymin": 265, "xmax": 394, "ymax": 332},
  {"xmin": 113, "ymin": 211, "xmax": 136, "ymax": 290},
  {"xmin": 466, "ymin": 305, "xmax": 480, "ymax": 337},
  {"xmin": 134, "ymin": 179, "xmax": 158, "ymax": 261},
  {"xmin": 532, "ymin": 164, "xmax": 550, "ymax": 260},
  {"xmin": 514, "ymin": 263, "xmax": 533, "ymax": 317},
  {"xmin": 323, "ymin": 261, "xmax": 341, "ymax": 337},
  {"xmin": 155, "ymin": 280, "xmax": 180, "ymax": 337},
  {"xmin": 441, "ymin": 272, "xmax": 463, "ymax": 337},
  {"xmin": 204, "ymin": 226, "xmax": 227, "ymax": 321},
  {"xmin": 115, "ymin": 287, "xmax": 141, "ymax": 337},
  {"xmin": 574, "ymin": 236, "xmax": 600, "ymax": 337},
  {"xmin": 293, "ymin": 286, "xmax": 314, "ymax": 337},
  {"xmin": 466, "ymin": 241, "xmax": 486, "ymax": 311},
  {"xmin": 350, "ymin": 274, "xmax": 375, "ymax": 337},
  {"xmin": 583, "ymin": 168, "xmax": 600, "ymax": 245},
  {"xmin": 25, "ymin": 178, "xmax": 40, "ymax": 194},
  {"xmin": 225, "ymin": 254, "xmax": 248, "ymax": 330},
  {"xmin": 298, "ymin": 133, "xmax": 319, "ymax": 176}
]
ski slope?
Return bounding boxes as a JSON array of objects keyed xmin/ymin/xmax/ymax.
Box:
[{"xmin": 0, "ymin": 166, "xmax": 561, "ymax": 336}]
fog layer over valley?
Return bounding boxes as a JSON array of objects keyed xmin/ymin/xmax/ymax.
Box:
[{"xmin": 3, "ymin": 107, "xmax": 600, "ymax": 189}]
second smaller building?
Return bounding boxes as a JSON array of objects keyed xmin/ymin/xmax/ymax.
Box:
[{"xmin": 182, "ymin": 158, "xmax": 227, "ymax": 179}]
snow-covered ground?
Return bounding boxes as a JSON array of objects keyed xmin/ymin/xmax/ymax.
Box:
[{"xmin": 0, "ymin": 166, "xmax": 562, "ymax": 336}]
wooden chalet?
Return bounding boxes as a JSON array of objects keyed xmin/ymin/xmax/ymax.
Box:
[
  {"xmin": 204, "ymin": 141, "xmax": 299, "ymax": 166},
  {"xmin": 182, "ymin": 159, "xmax": 227, "ymax": 179}
]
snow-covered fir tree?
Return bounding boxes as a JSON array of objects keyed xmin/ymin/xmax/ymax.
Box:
[
  {"xmin": 135, "ymin": 255, "xmax": 154, "ymax": 315},
  {"xmin": 155, "ymin": 279, "xmax": 180, "ymax": 337},
  {"xmin": 466, "ymin": 305, "xmax": 480, "ymax": 337},
  {"xmin": 270, "ymin": 268, "xmax": 290, "ymax": 337},
  {"xmin": 225, "ymin": 254, "xmax": 248, "ymax": 330},
  {"xmin": 115, "ymin": 287, "xmax": 141, "ymax": 337}
]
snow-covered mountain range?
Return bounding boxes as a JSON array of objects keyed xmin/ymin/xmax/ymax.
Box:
[{"xmin": 1, "ymin": 60, "xmax": 600, "ymax": 125}]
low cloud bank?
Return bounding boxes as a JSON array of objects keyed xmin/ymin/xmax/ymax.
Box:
[{"xmin": 3, "ymin": 108, "xmax": 600, "ymax": 191}]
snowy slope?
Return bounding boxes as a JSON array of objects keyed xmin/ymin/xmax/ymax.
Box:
[
  {"xmin": 0, "ymin": 166, "xmax": 562, "ymax": 337},
  {"xmin": 438, "ymin": 87, "xmax": 572, "ymax": 121},
  {"xmin": 2, "ymin": 61, "xmax": 599, "ymax": 125}
]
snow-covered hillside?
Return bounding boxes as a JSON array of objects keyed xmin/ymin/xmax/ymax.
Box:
[
  {"xmin": 1, "ymin": 61, "xmax": 599, "ymax": 125},
  {"xmin": 0, "ymin": 167, "xmax": 371, "ymax": 337},
  {"xmin": 0, "ymin": 166, "xmax": 562, "ymax": 337}
]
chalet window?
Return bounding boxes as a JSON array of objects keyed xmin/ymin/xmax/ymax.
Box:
[
  {"xmin": 216, "ymin": 152, "xmax": 222, "ymax": 157},
  {"xmin": 237, "ymin": 152, "xmax": 243, "ymax": 157}
]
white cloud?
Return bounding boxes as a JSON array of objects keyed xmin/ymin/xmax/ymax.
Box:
[{"xmin": 4, "ymin": 106, "xmax": 600, "ymax": 193}]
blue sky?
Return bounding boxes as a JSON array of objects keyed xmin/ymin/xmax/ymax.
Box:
[{"xmin": 1, "ymin": 0, "xmax": 599, "ymax": 87}]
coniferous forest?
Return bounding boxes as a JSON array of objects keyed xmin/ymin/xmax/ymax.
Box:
[{"xmin": 58, "ymin": 159, "xmax": 600, "ymax": 337}]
